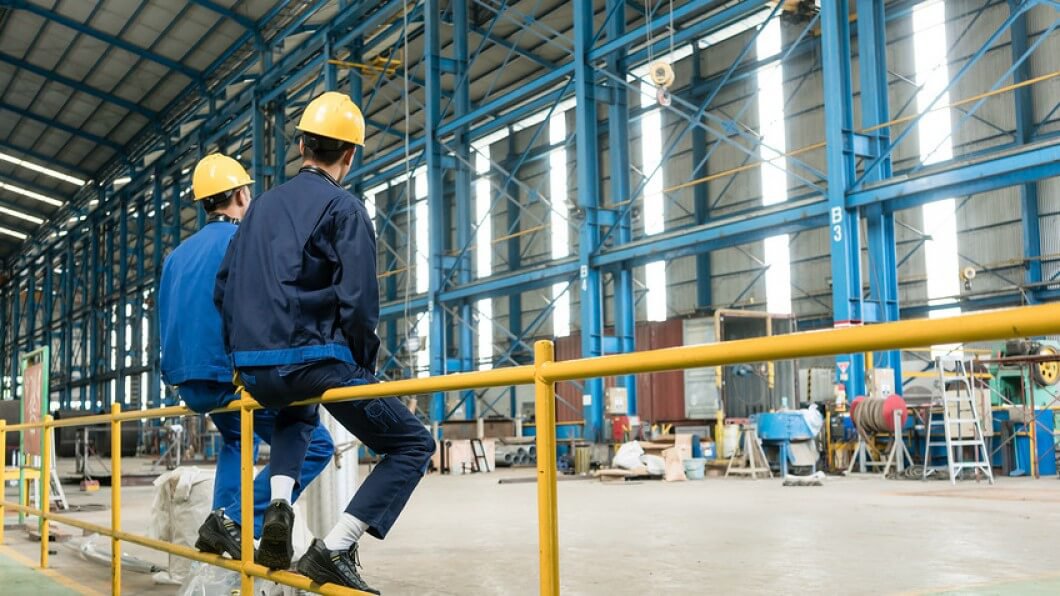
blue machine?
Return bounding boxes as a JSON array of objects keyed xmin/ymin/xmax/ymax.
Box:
[{"xmin": 752, "ymin": 412, "xmax": 818, "ymax": 477}]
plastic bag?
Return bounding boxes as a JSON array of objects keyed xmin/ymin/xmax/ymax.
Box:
[
  {"xmin": 612, "ymin": 441, "xmax": 645, "ymax": 469},
  {"xmin": 802, "ymin": 405, "xmax": 824, "ymax": 437},
  {"xmin": 641, "ymin": 454, "xmax": 665, "ymax": 476},
  {"xmin": 150, "ymin": 467, "xmax": 214, "ymax": 584}
]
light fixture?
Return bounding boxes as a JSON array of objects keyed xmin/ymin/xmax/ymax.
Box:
[
  {"xmin": 0, "ymin": 181, "xmax": 64, "ymax": 207},
  {"xmin": 0, "ymin": 206, "xmax": 44, "ymax": 225},
  {"xmin": 0, "ymin": 225, "xmax": 27, "ymax": 240},
  {"xmin": 0, "ymin": 151, "xmax": 85, "ymax": 186}
]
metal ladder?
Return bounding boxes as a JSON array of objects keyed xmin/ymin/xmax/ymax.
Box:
[
  {"xmin": 923, "ymin": 358, "xmax": 994, "ymax": 484},
  {"xmin": 470, "ymin": 438, "xmax": 491, "ymax": 473}
]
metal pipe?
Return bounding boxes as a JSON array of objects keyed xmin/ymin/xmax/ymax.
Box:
[
  {"xmin": 40, "ymin": 415, "xmax": 52, "ymax": 568},
  {"xmin": 111, "ymin": 403, "xmax": 122, "ymax": 594},
  {"xmin": 534, "ymin": 340, "xmax": 559, "ymax": 596},
  {"xmin": 541, "ymin": 303, "xmax": 1060, "ymax": 382},
  {"xmin": 240, "ymin": 395, "xmax": 255, "ymax": 593}
]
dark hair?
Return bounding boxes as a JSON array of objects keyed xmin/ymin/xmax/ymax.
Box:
[
  {"xmin": 302, "ymin": 133, "xmax": 354, "ymax": 166},
  {"xmin": 200, "ymin": 189, "xmax": 236, "ymax": 213}
]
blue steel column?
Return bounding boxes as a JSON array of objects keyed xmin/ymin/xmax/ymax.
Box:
[
  {"xmin": 857, "ymin": 0, "xmax": 901, "ymax": 385},
  {"xmin": 1010, "ymin": 0, "xmax": 1041, "ymax": 302},
  {"xmin": 574, "ymin": 0, "xmax": 605, "ymax": 439},
  {"xmin": 252, "ymin": 98, "xmax": 266, "ymax": 197},
  {"xmin": 273, "ymin": 97, "xmax": 287, "ymax": 187},
  {"xmin": 605, "ymin": 0, "xmax": 637, "ymax": 416},
  {"xmin": 506, "ymin": 173, "xmax": 522, "ymax": 417},
  {"xmin": 453, "ymin": 0, "xmax": 476, "ymax": 419},
  {"xmin": 9, "ymin": 276, "xmax": 19, "ymax": 401},
  {"xmin": 821, "ymin": 0, "xmax": 865, "ymax": 398},
  {"xmin": 348, "ymin": 36, "xmax": 364, "ymax": 196},
  {"xmin": 691, "ymin": 45, "xmax": 712, "ymax": 311},
  {"xmin": 149, "ymin": 168, "xmax": 164, "ymax": 408},
  {"xmin": 42, "ymin": 249, "xmax": 53, "ymax": 364},
  {"xmin": 62, "ymin": 236, "xmax": 74, "ymax": 408},
  {"xmin": 117, "ymin": 192, "xmax": 129, "ymax": 406},
  {"xmin": 424, "ymin": 0, "xmax": 447, "ymax": 422}
]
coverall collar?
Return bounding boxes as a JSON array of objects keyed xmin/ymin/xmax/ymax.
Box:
[{"xmin": 299, "ymin": 165, "xmax": 342, "ymax": 188}]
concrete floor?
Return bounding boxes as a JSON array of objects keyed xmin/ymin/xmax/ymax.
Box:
[{"xmin": 5, "ymin": 463, "xmax": 1060, "ymax": 595}]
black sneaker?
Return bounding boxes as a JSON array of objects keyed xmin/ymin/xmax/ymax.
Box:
[
  {"xmin": 194, "ymin": 510, "xmax": 242, "ymax": 559},
  {"xmin": 255, "ymin": 499, "xmax": 295, "ymax": 569},
  {"xmin": 296, "ymin": 538, "xmax": 380, "ymax": 594}
]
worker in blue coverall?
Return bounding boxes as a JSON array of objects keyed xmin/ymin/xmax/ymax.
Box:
[
  {"xmin": 158, "ymin": 153, "xmax": 334, "ymax": 560},
  {"xmin": 213, "ymin": 92, "xmax": 434, "ymax": 593}
]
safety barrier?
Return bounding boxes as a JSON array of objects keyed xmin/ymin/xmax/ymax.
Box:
[{"xmin": 3, "ymin": 303, "xmax": 1060, "ymax": 595}]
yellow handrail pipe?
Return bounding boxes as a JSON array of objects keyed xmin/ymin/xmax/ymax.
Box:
[{"xmin": 539, "ymin": 303, "xmax": 1060, "ymax": 382}]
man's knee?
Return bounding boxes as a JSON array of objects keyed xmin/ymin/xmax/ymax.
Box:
[{"xmin": 413, "ymin": 427, "xmax": 436, "ymax": 468}]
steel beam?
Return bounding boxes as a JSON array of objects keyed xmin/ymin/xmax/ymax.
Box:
[
  {"xmin": 424, "ymin": 0, "xmax": 447, "ymax": 422},
  {"xmin": 0, "ymin": 52, "xmax": 156, "ymax": 118},
  {"xmin": 821, "ymin": 0, "xmax": 865, "ymax": 397},
  {"xmin": 1010, "ymin": 0, "xmax": 1042, "ymax": 301},
  {"xmin": 574, "ymin": 0, "xmax": 605, "ymax": 440},
  {"xmin": 857, "ymin": 0, "xmax": 901, "ymax": 379},
  {"xmin": 605, "ymin": 0, "xmax": 637, "ymax": 416},
  {"xmin": 6, "ymin": 0, "xmax": 202, "ymax": 81},
  {"xmin": 0, "ymin": 101, "xmax": 124, "ymax": 152},
  {"xmin": 850, "ymin": 141, "xmax": 1060, "ymax": 210}
]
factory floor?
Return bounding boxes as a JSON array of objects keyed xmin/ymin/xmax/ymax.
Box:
[{"xmin": 4, "ymin": 460, "xmax": 1060, "ymax": 595}]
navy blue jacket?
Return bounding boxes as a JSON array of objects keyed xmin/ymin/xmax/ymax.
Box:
[
  {"xmin": 159, "ymin": 221, "xmax": 237, "ymax": 385},
  {"xmin": 215, "ymin": 170, "xmax": 380, "ymax": 379}
]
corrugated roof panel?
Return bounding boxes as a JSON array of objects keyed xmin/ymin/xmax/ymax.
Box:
[
  {"xmin": 81, "ymin": 1, "xmax": 127, "ymax": 37},
  {"xmin": 142, "ymin": 75, "xmax": 188, "ymax": 111},
  {"xmin": 51, "ymin": 36, "xmax": 109, "ymax": 81},
  {"xmin": 126, "ymin": 4, "xmax": 171, "ymax": 48},
  {"xmin": 183, "ymin": 21, "xmax": 244, "ymax": 71}
]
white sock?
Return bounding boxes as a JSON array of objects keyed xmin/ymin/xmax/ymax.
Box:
[
  {"xmin": 270, "ymin": 475, "xmax": 296, "ymax": 504},
  {"xmin": 323, "ymin": 513, "xmax": 369, "ymax": 551}
]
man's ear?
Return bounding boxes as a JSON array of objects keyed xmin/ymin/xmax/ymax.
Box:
[
  {"xmin": 344, "ymin": 146, "xmax": 357, "ymax": 167},
  {"xmin": 299, "ymin": 137, "xmax": 306, "ymax": 157}
]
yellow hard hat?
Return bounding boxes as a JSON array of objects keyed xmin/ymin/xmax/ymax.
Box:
[
  {"xmin": 296, "ymin": 91, "xmax": 365, "ymax": 146},
  {"xmin": 192, "ymin": 154, "xmax": 253, "ymax": 200}
]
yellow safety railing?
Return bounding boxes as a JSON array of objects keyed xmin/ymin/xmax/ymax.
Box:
[{"xmin": 3, "ymin": 302, "xmax": 1060, "ymax": 595}]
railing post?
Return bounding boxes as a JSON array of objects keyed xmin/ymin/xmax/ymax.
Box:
[
  {"xmin": 41, "ymin": 414, "xmax": 52, "ymax": 568},
  {"xmin": 239, "ymin": 394, "xmax": 255, "ymax": 594},
  {"xmin": 0, "ymin": 419, "xmax": 5, "ymax": 545},
  {"xmin": 111, "ymin": 402, "xmax": 122, "ymax": 595},
  {"xmin": 533, "ymin": 340, "xmax": 559, "ymax": 595}
]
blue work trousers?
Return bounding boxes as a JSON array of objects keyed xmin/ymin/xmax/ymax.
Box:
[
  {"xmin": 238, "ymin": 361, "xmax": 435, "ymax": 540},
  {"xmin": 179, "ymin": 381, "xmax": 335, "ymax": 536}
]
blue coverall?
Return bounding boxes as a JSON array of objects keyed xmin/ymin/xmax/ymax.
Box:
[
  {"xmin": 159, "ymin": 217, "xmax": 335, "ymax": 536},
  {"xmin": 215, "ymin": 169, "xmax": 435, "ymax": 540}
]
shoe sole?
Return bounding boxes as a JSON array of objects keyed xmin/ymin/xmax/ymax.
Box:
[
  {"xmin": 256, "ymin": 519, "xmax": 293, "ymax": 569},
  {"xmin": 195, "ymin": 530, "xmax": 239, "ymax": 559}
]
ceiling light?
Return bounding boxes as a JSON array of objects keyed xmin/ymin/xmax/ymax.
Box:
[
  {"xmin": 113, "ymin": 176, "xmax": 132, "ymax": 188},
  {"xmin": 0, "ymin": 151, "xmax": 86, "ymax": 186},
  {"xmin": 0, "ymin": 206, "xmax": 44, "ymax": 225},
  {"xmin": 0, "ymin": 181, "xmax": 64, "ymax": 207},
  {"xmin": 0, "ymin": 225, "xmax": 27, "ymax": 240}
]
